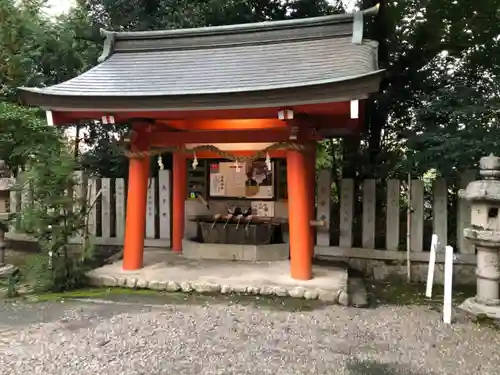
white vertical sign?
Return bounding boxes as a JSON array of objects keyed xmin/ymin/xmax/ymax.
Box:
[
  {"xmin": 426, "ymin": 234, "xmax": 438, "ymax": 298},
  {"xmin": 443, "ymin": 245, "xmax": 454, "ymax": 324}
]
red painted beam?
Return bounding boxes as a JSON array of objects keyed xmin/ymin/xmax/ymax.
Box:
[
  {"xmin": 147, "ymin": 129, "xmax": 321, "ymax": 146},
  {"xmin": 48, "ymin": 101, "xmax": 353, "ymax": 124},
  {"xmin": 184, "ymin": 150, "xmax": 287, "ymax": 159}
]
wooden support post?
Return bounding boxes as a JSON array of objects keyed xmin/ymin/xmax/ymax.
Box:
[
  {"xmin": 172, "ymin": 153, "xmax": 187, "ymax": 252},
  {"xmin": 287, "ymin": 147, "xmax": 313, "ymax": 280},
  {"xmin": 122, "ymin": 128, "xmax": 150, "ymax": 271}
]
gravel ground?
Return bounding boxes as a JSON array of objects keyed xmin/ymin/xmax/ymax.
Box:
[{"xmin": 0, "ymin": 300, "xmax": 499, "ymax": 375}]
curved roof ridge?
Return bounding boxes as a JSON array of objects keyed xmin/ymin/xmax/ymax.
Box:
[
  {"xmin": 100, "ymin": 5, "xmax": 378, "ymax": 41},
  {"xmin": 97, "ymin": 5, "xmax": 379, "ymax": 62}
]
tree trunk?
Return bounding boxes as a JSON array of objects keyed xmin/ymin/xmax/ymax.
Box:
[
  {"xmin": 341, "ymin": 136, "xmax": 361, "ymax": 179},
  {"xmin": 362, "ymin": 0, "xmax": 390, "ymax": 179}
]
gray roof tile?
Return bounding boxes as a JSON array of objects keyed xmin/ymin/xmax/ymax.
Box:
[
  {"xmin": 25, "ymin": 37, "xmax": 378, "ymax": 96},
  {"xmin": 20, "ymin": 6, "xmax": 384, "ymax": 109}
]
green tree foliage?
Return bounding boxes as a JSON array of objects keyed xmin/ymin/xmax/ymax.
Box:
[
  {"xmin": 0, "ymin": 103, "xmax": 60, "ymax": 173},
  {"xmin": 0, "ymin": 0, "xmax": 97, "ymax": 172},
  {"xmin": 84, "ymin": 0, "xmax": 343, "ymax": 31},
  {"xmin": 3, "ymin": 0, "xmax": 500, "ymax": 181},
  {"xmin": 359, "ymin": 0, "xmax": 500, "ymax": 178},
  {"xmin": 20, "ymin": 142, "xmax": 94, "ymax": 292}
]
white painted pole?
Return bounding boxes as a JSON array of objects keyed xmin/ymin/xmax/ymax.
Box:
[
  {"xmin": 426, "ymin": 234, "xmax": 439, "ymax": 298},
  {"xmin": 406, "ymin": 173, "xmax": 412, "ymax": 282},
  {"xmin": 443, "ymin": 245, "xmax": 454, "ymax": 324}
]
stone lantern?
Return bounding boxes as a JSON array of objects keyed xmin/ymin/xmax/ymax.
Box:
[{"xmin": 459, "ymin": 154, "xmax": 500, "ymax": 319}]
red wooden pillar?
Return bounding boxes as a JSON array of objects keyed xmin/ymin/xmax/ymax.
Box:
[
  {"xmin": 307, "ymin": 143, "xmax": 317, "ymax": 251},
  {"xmin": 122, "ymin": 127, "xmax": 150, "ymax": 271},
  {"xmin": 172, "ymin": 153, "xmax": 187, "ymax": 252},
  {"xmin": 286, "ymin": 146, "xmax": 314, "ymax": 280}
]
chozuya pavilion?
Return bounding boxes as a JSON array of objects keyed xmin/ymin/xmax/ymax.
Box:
[{"xmin": 20, "ymin": 6, "xmax": 384, "ymax": 281}]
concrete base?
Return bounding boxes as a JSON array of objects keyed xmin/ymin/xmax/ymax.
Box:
[
  {"xmin": 344, "ymin": 258, "xmax": 477, "ymax": 285},
  {"xmin": 87, "ymin": 249, "xmax": 349, "ymax": 305},
  {"xmin": 459, "ymin": 297, "xmax": 500, "ymax": 320},
  {"xmin": 182, "ymin": 239, "xmax": 289, "ymax": 261}
]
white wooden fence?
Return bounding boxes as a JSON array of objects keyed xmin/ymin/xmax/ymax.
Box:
[
  {"xmin": 8, "ymin": 170, "xmax": 172, "ymax": 248},
  {"xmin": 6, "ymin": 169, "xmax": 477, "ymax": 265},
  {"xmin": 314, "ymin": 170, "xmax": 477, "ymax": 265}
]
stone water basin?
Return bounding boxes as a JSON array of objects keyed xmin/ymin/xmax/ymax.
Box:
[{"xmin": 188, "ymin": 215, "xmax": 285, "ymax": 245}]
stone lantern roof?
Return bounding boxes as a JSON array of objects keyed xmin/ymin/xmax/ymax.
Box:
[{"xmin": 459, "ymin": 154, "xmax": 500, "ymax": 203}]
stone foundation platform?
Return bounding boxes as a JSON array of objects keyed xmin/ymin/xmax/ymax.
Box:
[
  {"xmin": 182, "ymin": 239, "xmax": 289, "ymax": 261},
  {"xmin": 87, "ymin": 249, "xmax": 349, "ymax": 305}
]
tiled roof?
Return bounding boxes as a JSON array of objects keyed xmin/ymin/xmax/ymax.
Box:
[{"xmin": 20, "ymin": 6, "xmax": 384, "ymax": 110}]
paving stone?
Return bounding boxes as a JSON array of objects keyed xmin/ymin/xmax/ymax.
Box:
[
  {"xmin": 180, "ymin": 282, "xmax": 193, "ymax": 292},
  {"xmin": 338, "ymin": 290, "xmax": 349, "ymax": 306},
  {"xmin": 166, "ymin": 281, "xmax": 180, "ymax": 292},
  {"xmin": 100, "ymin": 276, "xmax": 117, "ymax": 287},
  {"xmin": 348, "ymin": 277, "xmax": 368, "ymax": 307},
  {"xmin": 125, "ymin": 278, "xmax": 138, "ymax": 288},
  {"xmin": 231, "ymin": 286, "xmax": 247, "ymax": 294},
  {"xmin": 136, "ymin": 279, "xmax": 149, "ymax": 289},
  {"xmin": 303, "ymin": 290, "xmax": 319, "ymax": 300},
  {"xmin": 288, "ymin": 287, "xmax": 306, "ymax": 299},
  {"xmin": 192, "ymin": 282, "xmax": 220, "ymax": 293},
  {"xmin": 148, "ymin": 281, "xmax": 161, "ymax": 290},
  {"xmin": 157, "ymin": 281, "xmax": 168, "ymax": 290},
  {"xmin": 318, "ymin": 290, "xmax": 337, "ymax": 302},
  {"xmin": 246, "ymin": 286, "xmax": 260, "ymax": 295},
  {"xmin": 259, "ymin": 287, "xmax": 273, "ymax": 296},
  {"xmin": 272, "ymin": 287, "xmax": 288, "ymax": 297},
  {"xmin": 220, "ymin": 285, "xmax": 231, "ymax": 294}
]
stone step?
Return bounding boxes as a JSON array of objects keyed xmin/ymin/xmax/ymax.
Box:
[{"xmin": 348, "ymin": 277, "xmax": 368, "ymax": 307}]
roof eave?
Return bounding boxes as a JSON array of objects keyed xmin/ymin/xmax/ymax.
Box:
[{"xmin": 19, "ymin": 69, "xmax": 385, "ymax": 112}]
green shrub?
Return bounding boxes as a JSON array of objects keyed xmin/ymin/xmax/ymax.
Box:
[{"xmin": 14, "ymin": 139, "xmax": 96, "ymax": 293}]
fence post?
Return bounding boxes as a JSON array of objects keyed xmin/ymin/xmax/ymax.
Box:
[
  {"xmin": 101, "ymin": 178, "xmax": 112, "ymax": 239},
  {"xmin": 386, "ymin": 179, "xmax": 400, "ymax": 250},
  {"xmin": 115, "ymin": 178, "xmax": 126, "ymax": 240},
  {"xmin": 362, "ymin": 179, "xmax": 376, "ymax": 249},
  {"xmin": 87, "ymin": 178, "xmax": 98, "ymax": 237},
  {"xmin": 410, "ymin": 179, "xmax": 424, "ymax": 252},
  {"xmin": 433, "ymin": 179, "xmax": 448, "ymax": 251},
  {"xmin": 339, "ymin": 178, "xmax": 354, "ymax": 247},
  {"xmin": 316, "ymin": 170, "xmax": 331, "ymax": 246}
]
